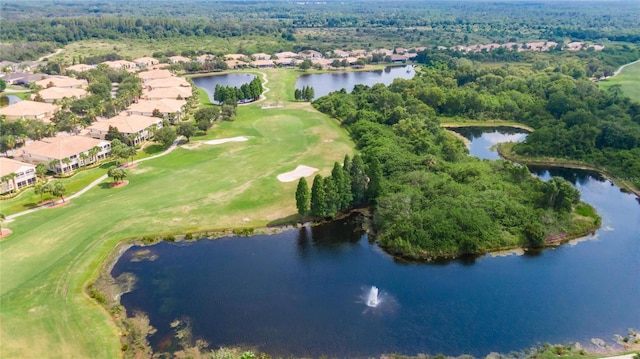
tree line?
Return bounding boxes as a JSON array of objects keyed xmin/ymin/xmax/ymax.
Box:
[
  {"xmin": 294, "ymin": 86, "xmax": 315, "ymax": 102},
  {"xmin": 213, "ymin": 77, "xmax": 263, "ymax": 104}
]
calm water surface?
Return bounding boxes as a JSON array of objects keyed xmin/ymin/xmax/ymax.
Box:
[
  {"xmin": 112, "ymin": 129, "xmax": 639, "ymax": 357},
  {"xmin": 295, "ymin": 65, "xmax": 416, "ymax": 98},
  {"xmin": 192, "ymin": 74, "xmax": 256, "ymax": 104}
]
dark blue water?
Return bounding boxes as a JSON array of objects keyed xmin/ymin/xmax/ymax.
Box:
[
  {"xmin": 112, "ymin": 130, "xmax": 640, "ymax": 358},
  {"xmin": 192, "ymin": 73, "xmax": 256, "ymax": 104},
  {"xmin": 455, "ymin": 126, "xmax": 529, "ymax": 160},
  {"xmin": 295, "ymin": 65, "xmax": 416, "ymax": 99}
]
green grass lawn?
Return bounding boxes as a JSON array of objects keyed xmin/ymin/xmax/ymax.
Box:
[
  {"xmin": 0, "ymin": 69, "xmax": 353, "ymax": 358},
  {"xmin": 599, "ymin": 60, "xmax": 640, "ymax": 102}
]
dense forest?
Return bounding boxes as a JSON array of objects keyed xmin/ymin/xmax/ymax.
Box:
[
  {"xmin": 2, "ymin": 0, "xmax": 639, "ymax": 61},
  {"xmin": 308, "ymin": 49, "xmax": 640, "ymax": 259}
]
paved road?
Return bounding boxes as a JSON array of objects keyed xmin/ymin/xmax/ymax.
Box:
[{"xmin": 5, "ymin": 136, "xmax": 183, "ymax": 222}]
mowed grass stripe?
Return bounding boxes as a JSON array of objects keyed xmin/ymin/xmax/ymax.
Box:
[
  {"xmin": 1, "ymin": 68, "xmax": 353, "ymax": 358},
  {"xmin": 598, "ymin": 60, "xmax": 640, "ymax": 102}
]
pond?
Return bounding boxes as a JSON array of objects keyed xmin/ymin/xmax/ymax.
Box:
[
  {"xmin": 295, "ymin": 65, "xmax": 416, "ymax": 98},
  {"xmin": 191, "ymin": 73, "xmax": 257, "ymax": 104},
  {"xmin": 0, "ymin": 94, "xmax": 22, "ymax": 107},
  {"xmin": 111, "ymin": 128, "xmax": 639, "ymax": 357}
]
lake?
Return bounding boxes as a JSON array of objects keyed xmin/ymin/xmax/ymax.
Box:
[
  {"xmin": 295, "ymin": 65, "xmax": 416, "ymax": 98},
  {"xmin": 111, "ymin": 128, "xmax": 639, "ymax": 357},
  {"xmin": 192, "ymin": 73, "xmax": 256, "ymax": 104}
]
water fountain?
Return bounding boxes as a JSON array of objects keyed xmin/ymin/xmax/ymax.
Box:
[{"xmin": 366, "ymin": 286, "xmax": 380, "ymax": 307}]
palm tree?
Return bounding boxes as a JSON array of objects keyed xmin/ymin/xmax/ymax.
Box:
[
  {"xmin": 49, "ymin": 159, "xmax": 60, "ymax": 174},
  {"xmin": 4, "ymin": 135, "xmax": 15, "ymax": 155},
  {"xmin": 89, "ymin": 146, "xmax": 101, "ymax": 163},
  {"xmin": 35, "ymin": 163, "xmax": 47, "ymax": 182},
  {"xmin": 2, "ymin": 173, "xmax": 18, "ymax": 193},
  {"xmin": 52, "ymin": 181, "xmax": 66, "ymax": 202},
  {"xmin": 34, "ymin": 183, "xmax": 45, "ymax": 203},
  {"xmin": 61, "ymin": 157, "xmax": 72, "ymax": 173},
  {"xmin": 79, "ymin": 152, "xmax": 89, "ymax": 168}
]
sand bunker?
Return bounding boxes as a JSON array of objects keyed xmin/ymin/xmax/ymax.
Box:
[
  {"xmin": 204, "ymin": 136, "xmax": 248, "ymax": 145},
  {"xmin": 277, "ymin": 165, "xmax": 319, "ymax": 183}
]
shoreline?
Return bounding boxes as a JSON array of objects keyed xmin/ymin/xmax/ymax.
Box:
[{"xmin": 497, "ymin": 142, "xmax": 640, "ymax": 199}]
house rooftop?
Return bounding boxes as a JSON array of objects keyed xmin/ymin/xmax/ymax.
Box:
[
  {"xmin": 88, "ymin": 114, "xmax": 162, "ymax": 134},
  {"xmin": 21, "ymin": 136, "xmax": 109, "ymax": 160},
  {"xmin": 127, "ymin": 99, "xmax": 186, "ymax": 114},
  {"xmin": 35, "ymin": 76, "xmax": 87, "ymax": 89},
  {"xmin": 66, "ymin": 64, "xmax": 94, "ymax": 72},
  {"xmin": 145, "ymin": 77, "xmax": 190, "ymax": 89},
  {"xmin": 0, "ymin": 100, "xmax": 59, "ymax": 118},
  {"xmin": 138, "ymin": 69, "xmax": 173, "ymax": 81},
  {"xmin": 37, "ymin": 87, "xmax": 87, "ymax": 101},
  {"xmin": 144, "ymin": 86, "xmax": 192, "ymax": 100},
  {"xmin": 0, "ymin": 157, "xmax": 35, "ymax": 177}
]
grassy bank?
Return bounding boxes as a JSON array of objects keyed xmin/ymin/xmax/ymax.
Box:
[
  {"xmin": 498, "ymin": 142, "xmax": 640, "ymax": 198},
  {"xmin": 0, "ymin": 69, "xmax": 354, "ymax": 358},
  {"xmin": 598, "ymin": 60, "xmax": 640, "ymax": 102}
]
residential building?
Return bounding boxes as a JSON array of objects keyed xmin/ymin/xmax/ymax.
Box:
[
  {"xmin": 0, "ymin": 158, "xmax": 37, "ymax": 194},
  {"xmin": 196, "ymin": 54, "xmax": 215, "ymax": 64},
  {"xmin": 275, "ymin": 51, "xmax": 299, "ymax": 59},
  {"xmin": 0, "ymin": 100, "xmax": 59, "ymax": 122},
  {"xmin": 144, "ymin": 77, "xmax": 190, "ymax": 90},
  {"xmin": 35, "ymin": 76, "xmax": 88, "ymax": 89},
  {"xmin": 87, "ymin": 114, "xmax": 163, "ymax": 145},
  {"xmin": 225, "ymin": 60, "xmax": 248, "ymax": 69},
  {"xmin": 1, "ymin": 72, "xmax": 47, "ymax": 86},
  {"xmin": 275, "ymin": 58, "xmax": 299, "ymax": 67},
  {"xmin": 102, "ymin": 60, "xmax": 137, "ymax": 71},
  {"xmin": 169, "ymin": 55, "xmax": 192, "ymax": 63},
  {"xmin": 138, "ymin": 69, "xmax": 174, "ymax": 83},
  {"xmin": 127, "ymin": 99, "xmax": 186, "ymax": 122},
  {"xmin": 134, "ymin": 57, "xmax": 160, "ymax": 68},
  {"xmin": 299, "ymin": 50, "xmax": 323, "ymax": 59},
  {"xmin": 225, "ymin": 54, "xmax": 248, "ymax": 61},
  {"xmin": 250, "ymin": 60, "xmax": 275, "ymax": 68},
  {"xmin": 37, "ymin": 87, "xmax": 88, "ymax": 103},
  {"xmin": 143, "ymin": 86, "xmax": 192, "ymax": 100},
  {"xmin": 65, "ymin": 64, "xmax": 95, "ymax": 73},
  {"xmin": 332, "ymin": 49, "xmax": 350, "ymax": 58},
  {"xmin": 20, "ymin": 136, "xmax": 111, "ymax": 173},
  {"xmin": 252, "ymin": 53, "xmax": 272, "ymax": 60}
]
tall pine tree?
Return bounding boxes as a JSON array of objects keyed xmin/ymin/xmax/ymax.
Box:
[
  {"xmin": 350, "ymin": 154, "xmax": 367, "ymax": 206},
  {"xmin": 332, "ymin": 162, "xmax": 352, "ymax": 211},
  {"xmin": 366, "ymin": 156, "xmax": 383, "ymax": 203},
  {"xmin": 310, "ymin": 175, "xmax": 326, "ymax": 218},
  {"xmin": 324, "ymin": 175, "xmax": 339, "ymax": 218},
  {"xmin": 295, "ymin": 177, "xmax": 310, "ymax": 216}
]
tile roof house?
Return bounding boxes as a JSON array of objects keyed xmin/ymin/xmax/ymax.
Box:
[
  {"xmin": 143, "ymin": 86, "xmax": 192, "ymax": 100},
  {"xmin": 299, "ymin": 50, "xmax": 323, "ymax": 59},
  {"xmin": 127, "ymin": 99, "xmax": 186, "ymax": 123},
  {"xmin": 87, "ymin": 114, "xmax": 163, "ymax": 145},
  {"xmin": 20, "ymin": 136, "xmax": 111, "ymax": 173},
  {"xmin": 250, "ymin": 59, "xmax": 275, "ymax": 68},
  {"xmin": 134, "ymin": 57, "xmax": 160, "ymax": 68},
  {"xmin": 169, "ymin": 55, "xmax": 192, "ymax": 63},
  {"xmin": 252, "ymin": 53, "xmax": 272, "ymax": 60},
  {"xmin": 0, "ymin": 158, "xmax": 37, "ymax": 194},
  {"xmin": 0, "ymin": 72, "xmax": 47, "ymax": 86},
  {"xmin": 137, "ymin": 69, "xmax": 174, "ymax": 83},
  {"xmin": 37, "ymin": 87, "xmax": 88, "ymax": 103},
  {"xmin": 102, "ymin": 60, "xmax": 137, "ymax": 71},
  {"xmin": 225, "ymin": 60, "xmax": 248, "ymax": 69},
  {"xmin": 65, "ymin": 64, "xmax": 95, "ymax": 73},
  {"xmin": 332, "ymin": 49, "xmax": 350, "ymax": 58},
  {"xmin": 0, "ymin": 100, "xmax": 59, "ymax": 122},
  {"xmin": 225, "ymin": 54, "xmax": 248, "ymax": 61},
  {"xmin": 35, "ymin": 76, "xmax": 88, "ymax": 89},
  {"xmin": 144, "ymin": 77, "xmax": 190, "ymax": 90},
  {"xmin": 275, "ymin": 51, "xmax": 299, "ymax": 59}
]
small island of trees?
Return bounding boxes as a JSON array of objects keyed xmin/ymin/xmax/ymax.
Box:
[{"xmin": 213, "ymin": 77, "xmax": 263, "ymax": 104}]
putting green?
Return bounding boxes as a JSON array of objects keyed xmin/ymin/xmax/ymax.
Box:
[{"xmin": 0, "ymin": 69, "xmax": 354, "ymax": 358}]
